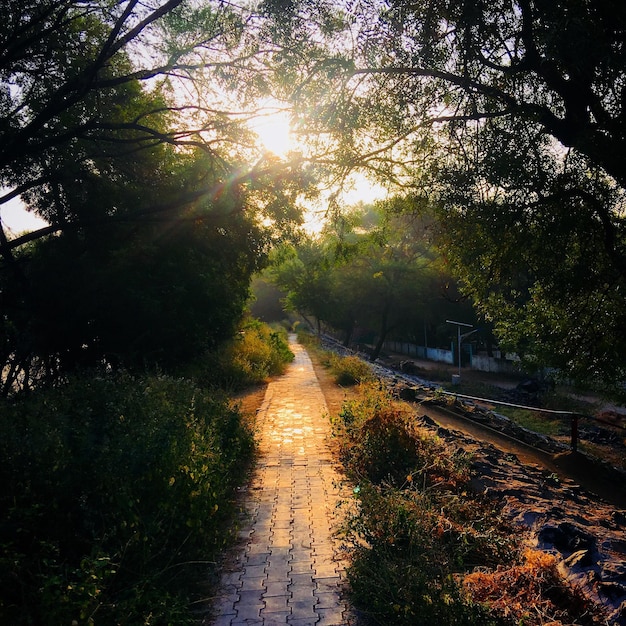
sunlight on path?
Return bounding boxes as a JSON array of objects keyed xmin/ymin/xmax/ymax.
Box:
[{"xmin": 209, "ymin": 336, "xmax": 355, "ymax": 625}]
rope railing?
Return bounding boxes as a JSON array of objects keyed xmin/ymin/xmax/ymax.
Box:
[{"xmin": 440, "ymin": 390, "xmax": 586, "ymax": 451}]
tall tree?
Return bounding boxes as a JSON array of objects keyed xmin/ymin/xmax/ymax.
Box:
[
  {"xmin": 0, "ymin": 0, "xmax": 304, "ymax": 252},
  {"xmin": 0, "ymin": 0, "xmax": 306, "ymax": 392},
  {"xmin": 258, "ymin": 0, "xmax": 626, "ymax": 389},
  {"xmin": 271, "ymin": 203, "xmax": 466, "ymax": 360}
]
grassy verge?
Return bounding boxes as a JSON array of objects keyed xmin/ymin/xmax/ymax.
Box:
[
  {"xmin": 296, "ymin": 330, "xmax": 374, "ymax": 387},
  {"xmin": 333, "ymin": 383, "xmax": 514, "ymax": 625},
  {"xmin": 0, "ymin": 320, "xmax": 293, "ymax": 625}
]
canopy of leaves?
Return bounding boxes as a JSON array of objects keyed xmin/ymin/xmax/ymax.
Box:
[
  {"xmin": 271, "ymin": 202, "xmax": 475, "ymax": 358},
  {"xmin": 0, "ymin": 1, "xmax": 307, "ymax": 392},
  {"xmin": 258, "ymin": 0, "xmax": 626, "ymax": 389}
]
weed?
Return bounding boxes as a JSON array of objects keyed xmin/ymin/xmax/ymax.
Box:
[
  {"xmin": 464, "ymin": 548, "xmax": 608, "ymax": 625},
  {"xmin": 332, "ymin": 385, "xmax": 516, "ymax": 624}
]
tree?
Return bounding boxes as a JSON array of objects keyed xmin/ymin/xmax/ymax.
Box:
[
  {"xmin": 1, "ymin": 0, "xmax": 264, "ymax": 250},
  {"xmin": 0, "ymin": 1, "xmax": 306, "ymax": 392},
  {"xmin": 271, "ymin": 202, "xmax": 469, "ymax": 360},
  {"xmin": 258, "ymin": 0, "xmax": 626, "ymax": 389},
  {"xmin": 269, "ymin": 237, "xmax": 340, "ymax": 334}
]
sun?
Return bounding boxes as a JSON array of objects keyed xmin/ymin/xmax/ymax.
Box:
[{"xmin": 248, "ymin": 107, "xmax": 294, "ymax": 158}]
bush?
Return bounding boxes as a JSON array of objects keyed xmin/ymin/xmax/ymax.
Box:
[
  {"xmin": 199, "ymin": 319, "xmax": 294, "ymax": 391},
  {"xmin": 464, "ymin": 548, "xmax": 608, "ymax": 625},
  {"xmin": 346, "ymin": 486, "xmax": 503, "ymax": 626},
  {"xmin": 322, "ymin": 352, "xmax": 373, "ymax": 386},
  {"xmin": 334, "ymin": 386, "xmax": 515, "ymax": 625},
  {"xmin": 0, "ymin": 373, "xmax": 254, "ymax": 625}
]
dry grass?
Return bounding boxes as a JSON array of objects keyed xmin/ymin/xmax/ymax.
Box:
[{"xmin": 464, "ymin": 549, "xmax": 607, "ymax": 625}]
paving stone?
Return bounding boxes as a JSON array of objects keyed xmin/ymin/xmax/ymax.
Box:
[
  {"xmin": 264, "ymin": 569, "xmax": 291, "ymax": 584},
  {"xmin": 239, "ymin": 576, "xmax": 267, "ymax": 593},
  {"xmin": 264, "ymin": 580, "xmax": 290, "ymax": 597},
  {"xmin": 314, "ymin": 591, "xmax": 341, "ymax": 610},
  {"xmin": 233, "ymin": 602, "xmax": 264, "ymax": 622},
  {"xmin": 270, "ymin": 528, "xmax": 292, "ymax": 546},
  {"xmin": 290, "ymin": 560, "xmax": 313, "ymax": 575},
  {"xmin": 262, "ymin": 595, "xmax": 290, "ymax": 613},
  {"xmin": 272, "ymin": 518, "xmax": 293, "ymax": 529},
  {"xmin": 315, "ymin": 606, "xmax": 347, "ymax": 626},
  {"xmin": 243, "ymin": 564, "xmax": 267, "ymax": 578},
  {"xmin": 261, "ymin": 616, "xmax": 290, "ymax": 626},
  {"xmin": 245, "ymin": 552, "xmax": 271, "ymax": 566},
  {"xmin": 289, "ymin": 572, "xmax": 314, "ymax": 587},
  {"xmin": 289, "ymin": 598, "xmax": 316, "ymax": 614},
  {"xmin": 287, "ymin": 611, "xmax": 320, "ymax": 624},
  {"xmin": 289, "ymin": 548, "xmax": 313, "ymax": 562},
  {"xmin": 209, "ymin": 338, "xmax": 353, "ymax": 626},
  {"xmin": 238, "ymin": 589, "xmax": 266, "ymax": 604},
  {"xmin": 313, "ymin": 577, "xmax": 343, "ymax": 593},
  {"xmin": 269, "ymin": 545, "xmax": 291, "ymax": 559},
  {"xmin": 312, "ymin": 563, "xmax": 338, "ymax": 578}
]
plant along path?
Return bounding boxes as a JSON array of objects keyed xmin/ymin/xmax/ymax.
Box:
[{"xmin": 210, "ymin": 336, "xmax": 355, "ymax": 626}]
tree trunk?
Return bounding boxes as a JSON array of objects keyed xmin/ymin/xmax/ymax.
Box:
[{"xmin": 370, "ymin": 308, "xmax": 389, "ymax": 361}]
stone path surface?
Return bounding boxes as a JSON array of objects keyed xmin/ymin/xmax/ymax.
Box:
[{"xmin": 210, "ymin": 336, "xmax": 355, "ymax": 626}]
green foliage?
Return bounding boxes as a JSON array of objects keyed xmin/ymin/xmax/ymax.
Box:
[
  {"xmin": 196, "ymin": 319, "xmax": 294, "ymax": 391},
  {"xmin": 346, "ymin": 486, "xmax": 506, "ymax": 626},
  {"xmin": 295, "ymin": 328, "xmax": 321, "ymax": 349},
  {"xmin": 324, "ymin": 353, "xmax": 374, "ymax": 386},
  {"xmin": 257, "ymin": 0, "xmax": 626, "ymax": 390},
  {"xmin": 9, "ymin": 199, "xmax": 263, "ymax": 377},
  {"xmin": 333, "ymin": 386, "xmax": 515, "ymax": 625},
  {"xmin": 0, "ymin": 1, "xmax": 305, "ymax": 395},
  {"xmin": 0, "ymin": 373, "xmax": 254, "ymax": 624},
  {"xmin": 270, "ymin": 208, "xmax": 467, "ymax": 358}
]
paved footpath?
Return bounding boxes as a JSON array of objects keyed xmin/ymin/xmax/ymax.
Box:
[{"xmin": 210, "ymin": 336, "xmax": 356, "ymax": 626}]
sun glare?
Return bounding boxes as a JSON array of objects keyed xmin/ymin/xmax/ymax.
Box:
[
  {"xmin": 0, "ymin": 195, "xmax": 48, "ymax": 235},
  {"xmin": 249, "ymin": 108, "xmax": 294, "ymax": 158}
]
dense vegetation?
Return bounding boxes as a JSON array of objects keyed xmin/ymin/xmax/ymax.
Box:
[
  {"xmin": 2, "ymin": 0, "xmax": 626, "ymax": 623},
  {"xmin": 0, "ymin": 321, "xmax": 293, "ymax": 624},
  {"xmin": 256, "ymin": 0, "xmax": 626, "ymax": 392},
  {"xmin": 272, "ymin": 203, "xmax": 483, "ymax": 361}
]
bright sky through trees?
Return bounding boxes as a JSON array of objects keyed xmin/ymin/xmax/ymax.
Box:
[
  {"xmin": 249, "ymin": 110, "xmax": 293, "ymax": 158},
  {"xmin": 0, "ymin": 195, "xmax": 48, "ymax": 234}
]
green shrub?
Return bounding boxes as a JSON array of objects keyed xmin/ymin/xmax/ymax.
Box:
[
  {"xmin": 346, "ymin": 485, "xmax": 503, "ymax": 626},
  {"xmin": 295, "ymin": 328, "xmax": 320, "ymax": 348},
  {"xmin": 334, "ymin": 387, "xmax": 515, "ymax": 625},
  {"xmin": 0, "ymin": 373, "xmax": 254, "ymax": 625},
  {"xmin": 200, "ymin": 319, "xmax": 294, "ymax": 391},
  {"xmin": 321, "ymin": 352, "xmax": 373, "ymax": 386}
]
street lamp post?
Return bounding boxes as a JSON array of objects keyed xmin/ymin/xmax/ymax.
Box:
[{"xmin": 446, "ymin": 319, "xmax": 473, "ymax": 380}]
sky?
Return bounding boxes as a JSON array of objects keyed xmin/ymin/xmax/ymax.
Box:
[{"xmin": 0, "ymin": 196, "xmax": 48, "ymax": 235}]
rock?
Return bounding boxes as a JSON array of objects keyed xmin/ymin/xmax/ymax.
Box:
[
  {"xmin": 599, "ymin": 581, "xmax": 626, "ymax": 601},
  {"xmin": 538, "ymin": 521, "xmax": 596, "ymax": 554},
  {"xmin": 613, "ymin": 511, "xmax": 626, "ymax": 527},
  {"xmin": 398, "ymin": 386, "xmax": 418, "ymax": 401},
  {"xmin": 400, "ymin": 359, "xmax": 419, "ymax": 374},
  {"xmin": 563, "ymin": 549, "xmax": 595, "ymax": 569}
]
